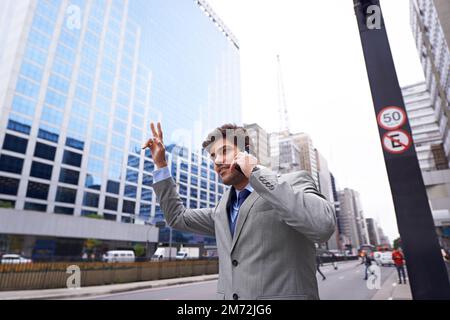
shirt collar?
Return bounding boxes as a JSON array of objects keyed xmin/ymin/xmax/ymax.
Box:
[{"xmin": 234, "ymin": 183, "xmax": 254, "ymax": 198}]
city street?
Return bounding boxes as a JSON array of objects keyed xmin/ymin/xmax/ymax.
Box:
[{"xmin": 79, "ymin": 262, "xmax": 397, "ymax": 300}]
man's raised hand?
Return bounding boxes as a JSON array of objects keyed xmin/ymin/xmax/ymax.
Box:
[{"xmin": 142, "ymin": 122, "xmax": 167, "ymax": 169}]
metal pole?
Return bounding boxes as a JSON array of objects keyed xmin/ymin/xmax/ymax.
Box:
[
  {"xmin": 353, "ymin": 0, "xmax": 450, "ymax": 299},
  {"xmin": 169, "ymin": 227, "xmax": 173, "ymax": 261}
]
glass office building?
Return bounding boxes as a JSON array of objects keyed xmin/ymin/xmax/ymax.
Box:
[{"xmin": 0, "ymin": 0, "xmax": 241, "ymax": 257}]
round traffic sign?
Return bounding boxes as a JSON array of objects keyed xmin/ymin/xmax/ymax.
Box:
[
  {"xmin": 382, "ymin": 129, "xmax": 412, "ymax": 154},
  {"xmin": 377, "ymin": 106, "xmax": 407, "ymax": 130}
]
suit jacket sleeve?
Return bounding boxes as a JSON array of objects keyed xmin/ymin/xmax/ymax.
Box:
[
  {"xmin": 250, "ymin": 167, "xmax": 336, "ymax": 243},
  {"xmin": 152, "ymin": 177, "xmax": 215, "ymax": 236}
]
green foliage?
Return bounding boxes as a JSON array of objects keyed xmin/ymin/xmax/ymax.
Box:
[{"xmin": 133, "ymin": 243, "xmax": 146, "ymax": 257}]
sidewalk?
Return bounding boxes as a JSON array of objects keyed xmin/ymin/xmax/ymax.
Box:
[
  {"xmin": 371, "ymin": 269, "xmax": 412, "ymax": 300},
  {"xmin": 0, "ymin": 274, "xmax": 219, "ymax": 300}
]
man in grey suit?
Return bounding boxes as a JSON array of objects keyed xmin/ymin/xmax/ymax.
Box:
[{"xmin": 143, "ymin": 122, "xmax": 336, "ymax": 300}]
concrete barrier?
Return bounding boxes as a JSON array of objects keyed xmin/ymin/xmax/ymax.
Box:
[{"xmin": 0, "ymin": 260, "xmax": 219, "ymax": 291}]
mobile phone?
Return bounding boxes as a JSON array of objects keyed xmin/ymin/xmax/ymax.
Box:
[{"xmin": 234, "ymin": 164, "xmax": 244, "ymax": 175}]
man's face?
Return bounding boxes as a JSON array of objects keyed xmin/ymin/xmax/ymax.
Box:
[{"xmin": 209, "ymin": 138, "xmax": 245, "ymax": 186}]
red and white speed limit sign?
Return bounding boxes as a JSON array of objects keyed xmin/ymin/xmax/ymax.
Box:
[{"xmin": 377, "ymin": 106, "xmax": 407, "ymax": 130}]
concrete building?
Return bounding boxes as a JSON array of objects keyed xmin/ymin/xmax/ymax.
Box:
[
  {"xmin": 269, "ymin": 131, "xmax": 301, "ymax": 174},
  {"xmin": 366, "ymin": 218, "xmax": 381, "ymax": 247},
  {"xmin": 244, "ymin": 123, "xmax": 271, "ymax": 168},
  {"xmin": 410, "ymin": 0, "xmax": 450, "ymax": 251},
  {"xmin": 336, "ymin": 188, "xmax": 369, "ymax": 253},
  {"xmin": 292, "ymin": 133, "xmax": 319, "ymax": 188},
  {"xmin": 410, "ymin": 0, "xmax": 450, "ymax": 161},
  {"xmin": 402, "ymin": 82, "xmax": 448, "ymax": 170}
]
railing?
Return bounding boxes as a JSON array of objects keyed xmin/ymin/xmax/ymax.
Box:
[{"xmin": 0, "ymin": 259, "xmax": 218, "ymax": 291}]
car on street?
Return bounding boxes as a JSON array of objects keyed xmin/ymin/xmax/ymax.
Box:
[{"xmin": 1, "ymin": 254, "xmax": 32, "ymax": 264}]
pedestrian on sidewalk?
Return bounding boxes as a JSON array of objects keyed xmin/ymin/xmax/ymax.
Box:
[
  {"xmin": 392, "ymin": 248, "xmax": 407, "ymax": 284},
  {"xmin": 316, "ymin": 255, "xmax": 326, "ymax": 281},
  {"xmin": 363, "ymin": 252, "xmax": 373, "ymax": 281},
  {"xmin": 330, "ymin": 251, "xmax": 338, "ymax": 270}
]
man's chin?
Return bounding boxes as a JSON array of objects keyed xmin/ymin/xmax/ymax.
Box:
[{"xmin": 221, "ymin": 172, "xmax": 243, "ymax": 186}]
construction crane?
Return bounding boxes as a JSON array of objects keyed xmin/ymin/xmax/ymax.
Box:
[{"xmin": 276, "ymin": 55, "xmax": 290, "ymax": 135}]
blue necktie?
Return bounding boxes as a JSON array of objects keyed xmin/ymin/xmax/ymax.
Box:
[{"xmin": 230, "ymin": 189, "xmax": 251, "ymax": 237}]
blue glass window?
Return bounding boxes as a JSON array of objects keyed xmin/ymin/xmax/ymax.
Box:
[
  {"xmin": 54, "ymin": 206, "xmax": 74, "ymax": 215},
  {"xmin": 85, "ymin": 173, "xmax": 101, "ymax": 190},
  {"xmin": 3, "ymin": 134, "xmax": 28, "ymax": 154},
  {"xmin": 89, "ymin": 141, "xmax": 105, "ymax": 158},
  {"xmin": 20, "ymin": 61, "xmax": 44, "ymax": 82},
  {"xmin": 41, "ymin": 106, "xmax": 63, "ymax": 126},
  {"xmin": 179, "ymin": 184, "xmax": 187, "ymax": 196},
  {"xmin": 144, "ymin": 160, "xmax": 154, "ymax": 172},
  {"xmin": 24, "ymin": 202, "xmax": 47, "ymax": 212},
  {"xmin": 0, "ymin": 155, "xmax": 24, "ymax": 174},
  {"xmin": 55, "ymin": 186, "xmax": 77, "ymax": 204},
  {"xmin": 127, "ymin": 155, "xmax": 140, "ymax": 169},
  {"xmin": 124, "ymin": 185, "xmax": 137, "ymax": 198},
  {"xmin": 105, "ymin": 196, "xmax": 118, "ymax": 211},
  {"xmin": 122, "ymin": 200, "xmax": 135, "ymax": 214},
  {"xmin": 12, "ymin": 95, "xmax": 36, "ymax": 116},
  {"xmin": 0, "ymin": 176, "xmax": 20, "ymax": 195},
  {"xmin": 62, "ymin": 150, "xmax": 82, "ymax": 167},
  {"xmin": 8, "ymin": 118, "xmax": 31, "ymax": 135},
  {"xmin": 26, "ymin": 181, "xmax": 49, "ymax": 200},
  {"xmin": 30, "ymin": 161, "xmax": 53, "ymax": 180},
  {"xmin": 87, "ymin": 157, "xmax": 103, "ymax": 174},
  {"xmin": 83, "ymin": 192, "xmax": 99, "ymax": 208},
  {"xmin": 34, "ymin": 142, "xmax": 56, "ymax": 161},
  {"xmin": 45, "ymin": 89, "xmax": 66, "ymax": 108},
  {"xmin": 16, "ymin": 77, "xmax": 40, "ymax": 99},
  {"xmin": 142, "ymin": 174, "xmax": 153, "ymax": 186},
  {"xmin": 106, "ymin": 180, "xmax": 120, "ymax": 194},
  {"xmin": 24, "ymin": 45, "xmax": 47, "ymax": 65},
  {"xmin": 52, "ymin": 59, "xmax": 72, "ymax": 78},
  {"xmin": 141, "ymin": 188, "xmax": 152, "ymax": 201},
  {"xmin": 59, "ymin": 168, "xmax": 79, "ymax": 185},
  {"xmin": 38, "ymin": 127, "xmax": 59, "ymax": 143},
  {"xmin": 48, "ymin": 73, "xmax": 70, "ymax": 94},
  {"xmin": 189, "ymin": 200, "xmax": 198, "ymax": 209},
  {"xmin": 66, "ymin": 137, "xmax": 84, "ymax": 150},
  {"xmin": 139, "ymin": 204, "xmax": 151, "ymax": 218},
  {"xmin": 126, "ymin": 169, "xmax": 138, "ymax": 183}
]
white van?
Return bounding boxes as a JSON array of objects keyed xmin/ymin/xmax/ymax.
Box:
[
  {"xmin": 1, "ymin": 254, "xmax": 32, "ymax": 264},
  {"xmin": 102, "ymin": 250, "xmax": 135, "ymax": 263},
  {"xmin": 374, "ymin": 251, "xmax": 394, "ymax": 266}
]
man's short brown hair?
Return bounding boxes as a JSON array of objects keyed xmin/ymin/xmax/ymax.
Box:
[{"xmin": 202, "ymin": 124, "xmax": 254, "ymax": 155}]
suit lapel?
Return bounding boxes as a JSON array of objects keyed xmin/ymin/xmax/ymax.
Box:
[
  {"xmin": 218, "ymin": 188, "xmax": 234, "ymax": 248},
  {"xmin": 230, "ymin": 191, "xmax": 261, "ymax": 253}
]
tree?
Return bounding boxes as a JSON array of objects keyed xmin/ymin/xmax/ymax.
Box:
[{"xmin": 133, "ymin": 243, "xmax": 146, "ymax": 257}]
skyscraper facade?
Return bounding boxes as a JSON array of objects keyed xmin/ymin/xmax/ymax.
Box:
[{"xmin": 0, "ymin": 0, "xmax": 241, "ymax": 258}]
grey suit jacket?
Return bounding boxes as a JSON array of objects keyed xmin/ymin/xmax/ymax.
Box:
[{"xmin": 152, "ymin": 166, "xmax": 336, "ymax": 300}]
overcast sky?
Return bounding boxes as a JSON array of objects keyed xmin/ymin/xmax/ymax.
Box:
[{"xmin": 206, "ymin": 0, "xmax": 425, "ymax": 242}]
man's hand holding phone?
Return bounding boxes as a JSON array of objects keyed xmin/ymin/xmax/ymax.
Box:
[{"xmin": 230, "ymin": 152, "xmax": 258, "ymax": 178}]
